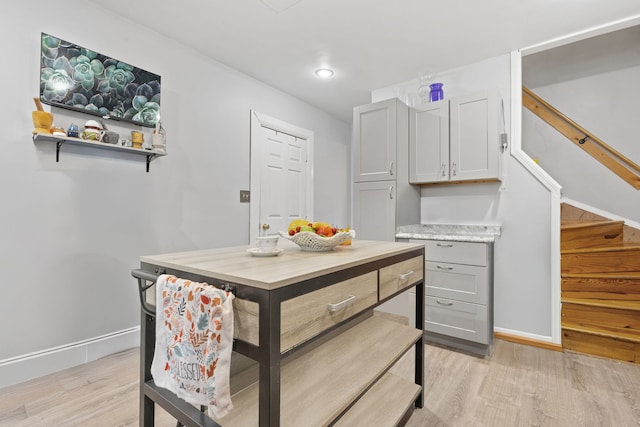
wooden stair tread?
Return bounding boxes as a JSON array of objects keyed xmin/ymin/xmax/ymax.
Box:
[
  {"xmin": 562, "ymin": 243, "xmax": 640, "ymax": 255},
  {"xmin": 217, "ymin": 315, "xmax": 422, "ymax": 426},
  {"xmin": 562, "ymin": 297, "xmax": 640, "ymax": 311},
  {"xmin": 562, "ymin": 323, "xmax": 640, "ymax": 343},
  {"xmin": 561, "ymin": 220, "xmax": 624, "ymax": 230},
  {"xmin": 562, "ymin": 272, "xmax": 640, "ymax": 279}
]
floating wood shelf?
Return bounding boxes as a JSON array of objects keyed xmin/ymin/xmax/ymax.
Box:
[{"xmin": 33, "ymin": 133, "xmax": 166, "ymax": 172}]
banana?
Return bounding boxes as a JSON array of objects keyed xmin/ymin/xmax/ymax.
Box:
[{"xmin": 288, "ymin": 219, "xmax": 310, "ymax": 232}]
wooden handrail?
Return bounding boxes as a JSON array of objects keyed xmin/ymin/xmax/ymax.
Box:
[{"xmin": 523, "ymin": 86, "xmax": 640, "ymax": 190}]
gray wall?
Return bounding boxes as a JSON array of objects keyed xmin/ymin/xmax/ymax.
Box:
[
  {"xmin": 0, "ymin": 0, "xmax": 350, "ymax": 365},
  {"xmin": 523, "ymin": 25, "xmax": 640, "ymax": 224}
]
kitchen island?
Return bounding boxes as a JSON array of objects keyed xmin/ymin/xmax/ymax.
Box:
[{"xmin": 134, "ymin": 239, "xmax": 425, "ymax": 426}]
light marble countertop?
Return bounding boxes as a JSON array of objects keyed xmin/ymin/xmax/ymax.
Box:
[{"xmin": 396, "ymin": 224, "xmax": 502, "ymax": 243}]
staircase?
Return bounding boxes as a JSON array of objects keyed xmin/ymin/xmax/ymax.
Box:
[{"xmin": 561, "ymin": 204, "xmax": 640, "ymax": 363}]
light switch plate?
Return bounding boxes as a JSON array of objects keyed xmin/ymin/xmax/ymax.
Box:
[{"xmin": 240, "ymin": 190, "xmax": 250, "ymax": 203}]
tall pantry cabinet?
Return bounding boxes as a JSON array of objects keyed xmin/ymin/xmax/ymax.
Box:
[{"xmin": 352, "ymin": 98, "xmax": 420, "ymax": 244}]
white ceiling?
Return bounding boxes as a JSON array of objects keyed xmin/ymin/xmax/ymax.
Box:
[{"xmin": 88, "ymin": 0, "xmax": 640, "ymax": 123}]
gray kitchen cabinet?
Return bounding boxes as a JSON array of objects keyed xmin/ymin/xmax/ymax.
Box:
[
  {"xmin": 353, "ymin": 181, "xmax": 397, "ymax": 242},
  {"xmin": 353, "ymin": 99, "xmax": 398, "ymax": 183},
  {"xmin": 408, "ymin": 101, "xmax": 449, "ymax": 183},
  {"xmin": 353, "ymin": 98, "xmax": 420, "ymax": 319},
  {"xmin": 409, "ymin": 90, "xmax": 501, "ymax": 184},
  {"xmin": 352, "ymin": 98, "xmax": 420, "ymax": 241},
  {"xmin": 410, "ymin": 239, "xmax": 494, "ymax": 356}
]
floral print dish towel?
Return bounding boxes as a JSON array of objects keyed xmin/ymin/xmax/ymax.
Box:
[{"xmin": 151, "ymin": 274, "xmax": 235, "ymax": 419}]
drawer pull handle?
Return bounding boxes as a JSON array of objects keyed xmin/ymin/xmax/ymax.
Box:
[
  {"xmin": 399, "ymin": 270, "xmax": 415, "ymax": 281},
  {"xmin": 436, "ymin": 265, "xmax": 453, "ymax": 270},
  {"xmin": 436, "ymin": 243, "xmax": 454, "ymax": 247},
  {"xmin": 327, "ymin": 295, "xmax": 356, "ymax": 313},
  {"xmin": 436, "ymin": 299, "xmax": 453, "ymax": 306}
]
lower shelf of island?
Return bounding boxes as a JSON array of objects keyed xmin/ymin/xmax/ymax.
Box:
[{"xmin": 217, "ymin": 315, "xmax": 422, "ymax": 426}]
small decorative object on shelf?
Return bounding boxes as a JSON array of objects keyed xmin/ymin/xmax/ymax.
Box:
[
  {"xmin": 417, "ymin": 72, "xmax": 432, "ymax": 104},
  {"xmin": 101, "ymin": 130, "xmax": 119, "ymax": 144},
  {"xmin": 131, "ymin": 131, "xmax": 144, "ymax": 149},
  {"xmin": 67, "ymin": 123, "xmax": 79, "ymax": 137},
  {"xmin": 429, "ymin": 83, "xmax": 444, "ymax": 102},
  {"xmin": 152, "ymin": 121, "xmax": 166, "ymax": 153},
  {"xmin": 81, "ymin": 120, "xmax": 103, "ymax": 141},
  {"xmin": 51, "ymin": 126, "xmax": 66, "ymax": 136},
  {"xmin": 32, "ymin": 97, "xmax": 53, "ymax": 134}
]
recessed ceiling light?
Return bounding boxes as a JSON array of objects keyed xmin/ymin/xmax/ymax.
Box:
[{"xmin": 315, "ymin": 68, "xmax": 334, "ymax": 78}]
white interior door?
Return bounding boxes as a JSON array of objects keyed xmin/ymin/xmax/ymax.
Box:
[{"xmin": 250, "ymin": 111, "xmax": 314, "ymax": 245}]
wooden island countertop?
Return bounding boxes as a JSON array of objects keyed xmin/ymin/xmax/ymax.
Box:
[{"xmin": 141, "ymin": 239, "xmax": 424, "ymax": 290}]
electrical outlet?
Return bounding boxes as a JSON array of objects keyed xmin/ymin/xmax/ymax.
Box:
[{"xmin": 240, "ymin": 190, "xmax": 250, "ymax": 203}]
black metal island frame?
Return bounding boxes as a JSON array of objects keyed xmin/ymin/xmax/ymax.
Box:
[{"xmin": 133, "ymin": 240, "xmax": 425, "ymax": 427}]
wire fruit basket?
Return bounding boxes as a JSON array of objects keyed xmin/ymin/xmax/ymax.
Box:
[{"xmin": 279, "ymin": 230, "xmax": 355, "ymax": 252}]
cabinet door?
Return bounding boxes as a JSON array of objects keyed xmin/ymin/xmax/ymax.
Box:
[
  {"xmin": 424, "ymin": 240, "xmax": 487, "ymax": 266},
  {"xmin": 353, "ymin": 181, "xmax": 396, "ymax": 241},
  {"xmin": 425, "ymin": 262, "xmax": 488, "ymax": 305},
  {"xmin": 425, "ymin": 296, "xmax": 490, "ymax": 344},
  {"xmin": 353, "ymin": 99, "xmax": 397, "ymax": 182},
  {"xmin": 449, "ymin": 90, "xmax": 499, "ymax": 181},
  {"xmin": 409, "ymin": 101, "xmax": 449, "ymax": 184}
]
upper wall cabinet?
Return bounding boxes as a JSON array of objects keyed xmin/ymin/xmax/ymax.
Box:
[
  {"xmin": 409, "ymin": 90, "xmax": 501, "ymax": 184},
  {"xmin": 353, "ymin": 99, "xmax": 398, "ymax": 182}
]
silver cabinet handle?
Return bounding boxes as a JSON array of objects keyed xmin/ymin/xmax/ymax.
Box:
[
  {"xmin": 327, "ymin": 295, "xmax": 356, "ymax": 313},
  {"xmin": 399, "ymin": 270, "xmax": 415, "ymax": 281},
  {"xmin": 436, "ymin": 299, "xmax": 453, "ymax": 306},
  {"xmin": 451, "ymin": 162, "xmax": 457, "ymax": 176},
  {"xmin": 436, "ymin": 265, "xmax": 453, "ymax": 270},
  {"xmin": 389, "ymin": 161, "xmax": 394, "ymax": 176},
  {"xmin": 389, "ymin": 186, "xmax": 394, "ymax": 199},
  {"xmin": 436, "ymin": 243, "xmax": 453, "ymax": 247},
  {"xmin": 441, "ymin": 163, "xmax": 446, "ymax": 177}
]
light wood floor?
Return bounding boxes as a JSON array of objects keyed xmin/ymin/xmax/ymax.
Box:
[{"xmin": 2, "ymin": 339, "xmax": 640, "ymax": 426}]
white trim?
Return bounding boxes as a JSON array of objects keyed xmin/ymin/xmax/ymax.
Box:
[
  {"xmin": 521, "ymin": 14, "xmax": 640, "ymax": 56},
  {"xmin": 494, "ymin": 326, "xmax": 553, "ymax": 344},
  {"xmin": 509, "ymin": 51, "xmax": 563, "ymax": 194},
  {"xmin": 0, "ymin": 327, "xmax": 140, "ymax": 389},
  {"xmin": 510, "ymin": 50, "xmax": 563, "ymax": 344},
  {"xmin": 249, "ymin": 111, "xmax": 314, "ymax": 244},
  {"xmin": 562, "ymin": 196, "xmax": 640, "ymax": 230},
  {"xmin": 549, "ymin": 192, "xmax": 562, "ymax": 344}
]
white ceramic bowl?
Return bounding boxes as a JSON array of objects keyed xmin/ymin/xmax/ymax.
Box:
[{"xmin": 280, "ymin": 230, "xmax": 355, "ymax": 252}]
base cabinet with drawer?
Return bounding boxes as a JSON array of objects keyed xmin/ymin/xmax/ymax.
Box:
[{"xmin": 410, "ymin": 239, "xmax": 494, "ymax": 356}]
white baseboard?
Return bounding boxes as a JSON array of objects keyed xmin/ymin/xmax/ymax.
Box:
[
  {"xmin": 493, "ymin": 326, "xmax": 556, "ymax": 344},
  {"xmin": 0, "ymin": 327, "xmax": 140, "ymax": 389}
]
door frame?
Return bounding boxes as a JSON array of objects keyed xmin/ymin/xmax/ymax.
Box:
[{"xmin": 249, "ymin": 110, "xmax": 314, "ymax": 244}]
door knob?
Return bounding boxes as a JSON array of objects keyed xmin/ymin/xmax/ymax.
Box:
[{"xmin": 262, "ymin": 223, "xmax": 270, "ymax": 230}]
